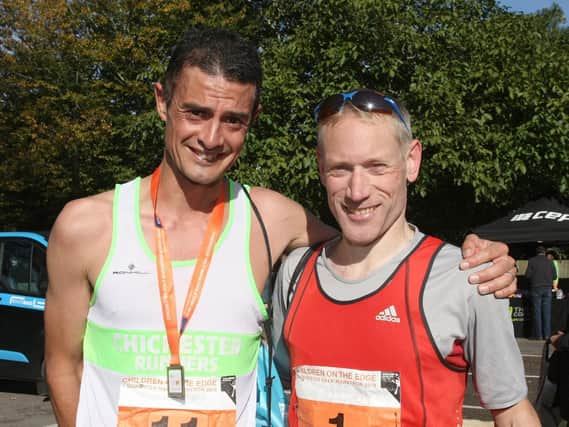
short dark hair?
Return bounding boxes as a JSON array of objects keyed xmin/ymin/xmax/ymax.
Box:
[
  {"xmin": 162, "ymin": 27, "xmax": 262, "ymax": 114},
  {"xmin": 546, "ymin": 249, "xmax": 558, "ymax": 259},
  {"xmin": 536, "ymin": 245, "xmax": 546, "ymax": 255}
]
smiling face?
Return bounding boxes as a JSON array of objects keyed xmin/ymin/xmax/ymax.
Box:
[
  {"xmin": 317, "ymin": 111, "xmax": 421, "ymax": 247},
  {"xmin": 154, "ymin": 66, "xmax": 258, "ymax": 186}
]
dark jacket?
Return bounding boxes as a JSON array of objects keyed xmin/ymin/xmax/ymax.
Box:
[{"xmin": 526, "ymin": 254, "xmax": 557, "ymax": 288}]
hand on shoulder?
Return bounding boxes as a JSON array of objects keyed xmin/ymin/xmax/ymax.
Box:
[{"xmin": 459, "ymin": 234, "xmax": 517, "ymax": 298}]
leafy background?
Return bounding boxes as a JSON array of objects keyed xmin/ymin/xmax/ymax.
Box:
[{"xmin": 1, "ymin": 0, "xmax": 568, "ymax": 244}]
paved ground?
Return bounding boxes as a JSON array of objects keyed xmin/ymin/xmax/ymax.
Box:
[
  {"xmin": 0, "ymin": 338, "xmax": 551, "ymax": 426},
  {"xmin": 0, "ymin": 381, "xmax": 55, "ymax": 427},
  {"xmin": 462, "ymin": 337, "xmax": 544, "ymax": 423}
]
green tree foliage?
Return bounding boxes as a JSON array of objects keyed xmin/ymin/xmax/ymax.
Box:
[
  {"xmin": 1, "ymin": 0, "xmax": 568, "ymax": 239},
  {"xmin": 247, "ymin": 0, "xmax": 569, "ymax": 236},
  {"xmin": 0, "ymin": 0, "xmax": 260, "ymax": 229}
]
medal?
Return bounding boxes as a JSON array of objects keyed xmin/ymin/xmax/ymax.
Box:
[{"xmin": 167, "ymin": 364, "xmax": 185, "ymax": 399}]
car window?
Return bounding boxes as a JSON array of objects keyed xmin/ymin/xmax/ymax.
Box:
[
  {"xmin": 31, "ymin": 243, "xmax": 48, "ymax": 296},
  {"xmin": 0, "ymin": 239, "xmax": 47, "ymax": 297}
]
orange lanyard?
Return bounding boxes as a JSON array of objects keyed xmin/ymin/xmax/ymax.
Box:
[{"xmin": 150, "ymin": 166, "xmax": 226, "ymax": 366}]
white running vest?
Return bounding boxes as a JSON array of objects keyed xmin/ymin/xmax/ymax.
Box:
[{"xmin": 76, "ymin": 178, "xmax": 266, "ymax": 426}]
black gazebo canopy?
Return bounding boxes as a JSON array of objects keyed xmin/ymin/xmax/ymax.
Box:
[{"xmin": 473, "ymin": 197, "xmax": 569, "ymax": 244}]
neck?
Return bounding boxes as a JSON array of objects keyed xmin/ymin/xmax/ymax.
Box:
[
  {"xmin": 327, "ymin": 220, "xmax": 415, "ymax": 281},
  {"xmin": 151, "ymin": 160, "xmax": 225, "ymax": 220}
]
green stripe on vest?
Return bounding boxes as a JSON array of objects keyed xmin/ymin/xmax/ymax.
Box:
[{"xmin": 84, "ymin": 320, "xmax": 260, "ymax": 377}]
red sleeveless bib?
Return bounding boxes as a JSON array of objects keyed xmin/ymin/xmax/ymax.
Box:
[{"xmin": 284, "ymin": 236, "xmax": 468, "ymax": 427}]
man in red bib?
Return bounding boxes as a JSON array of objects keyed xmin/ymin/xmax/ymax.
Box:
[{"xmin": 273, "ymin": 89, "xmax": 540, "ymax": 426}]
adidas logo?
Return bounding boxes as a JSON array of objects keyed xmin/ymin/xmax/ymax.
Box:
[{"xmin": 375, "ymin": 305, "xmax": 401, "ymax": 323}]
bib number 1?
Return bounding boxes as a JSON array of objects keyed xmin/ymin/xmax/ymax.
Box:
[
  {"xmin": 119, "ymin": 409, "xmax": 209, "ymax": 427},
  {"xmin": 329, "ymin": 413, "xmax": 344, "ymax": 426},
  {"xmin": 151, "ymin": 415, "xmax": 198, "ymax": 427},
  {"xmin": 120, "ymin": 409, "xmax": 236, "ymax": 426},
  {"xmin": 118, "ymin": 375, "xmax": 237, "ymax": 427},
  {"xmin": 294, "ymin": 365, "xmax": 401, "ymax": 427}
]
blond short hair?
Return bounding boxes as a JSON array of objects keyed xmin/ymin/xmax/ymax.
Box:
[{"xmin": 317, "ymin": 102, "xmax": 413, "ymax": 156}]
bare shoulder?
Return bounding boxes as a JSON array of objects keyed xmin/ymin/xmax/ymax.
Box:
[
  {"xmin": 48, "ymin": 190, "xmax": 114, "ymax": 280},
  {"xmin": 50, "ymin": 190, "xmax": 114, "ymax": 245},
  {"xmin": 246, "ymin": 186, "xmax": 337, "ymax": 253},
  {"xmin": 246, "ymin": 186, "xmax": 303, "ymax": 219}
]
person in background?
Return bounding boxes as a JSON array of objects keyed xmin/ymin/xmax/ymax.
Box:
[
  {"xmin": 45, "ymin": 28, "xmax": 518, "ymax": 427},
  {"xmin": 549, "ymin": 316, "xmax": 569, "ymax": 422},
  {"xmin": 272, "ymin": 89, "xmax": 539, "ymax": 426},
  {"xmin": 527, "ymin": 246, "xmax": 558, "ymax": 340},
  {"xmin": 546, "ymin": 249, "xmax": 560, "ymax": 292}
]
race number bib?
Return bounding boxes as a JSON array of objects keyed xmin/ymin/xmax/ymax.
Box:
[
  {"xmin": 117, "ymin": 375, "xmax": 236, "ymax": 426},
  {"xmin": 294, "ymin": 365, "xmax": 401, "ymax": 427}
]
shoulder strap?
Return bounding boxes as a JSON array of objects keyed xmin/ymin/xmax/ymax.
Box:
[
  {"xmin": 286, "ymin": 245, "xmax": 317, "ymax": 308},
  {"xmin": 240, "ymin": 185, "xmax": 276, "ymax": 302},
  {"xmin": 241, "ymin": 185, "xmax": 272, "ymax": 271},
  {"xmin": 240, "ymin": 185, "xmax": 276, "ymax": 427}
]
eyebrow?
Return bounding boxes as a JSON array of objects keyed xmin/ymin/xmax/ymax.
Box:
[
  {"xmin": 179, "ymin": 101, "xmax": 209, "ymax": 111},
  {"xmin": 326, "ymin": 157, "xmax": 390, "ymax": 170},
  {"xmin": 179, "ymin": 101, "xmax": 251, "ymax": 122},
  {"xmin": 325, "ymin": 159, "xmax": 353, "ymax": 170},
  {"xmin": 223, "ymin": 110, "xmax": 251, "ymax": 123}
]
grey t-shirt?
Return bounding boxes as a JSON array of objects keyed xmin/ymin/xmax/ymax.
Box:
[{"xmin": 272, "ymin": 228, "xmax": 527, "ymax": 410}]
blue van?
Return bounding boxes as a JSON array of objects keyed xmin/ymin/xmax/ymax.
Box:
[{"xmin": 0, "ymin": 232, "xmax": 48, "ymax": 393}]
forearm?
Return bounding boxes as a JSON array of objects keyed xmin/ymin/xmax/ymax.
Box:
[
  {"xmin": 491, "ymin": 398, "xmax": 540, "ymax": 426},
  {"xmin": 47, "ymin": 365, "xmax": 82, "ymax": 427}
]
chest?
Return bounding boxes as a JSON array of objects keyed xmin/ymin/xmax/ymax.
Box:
[{"xmin": 285, "ymin": 239, "xmax": 445, "ymax": 370}]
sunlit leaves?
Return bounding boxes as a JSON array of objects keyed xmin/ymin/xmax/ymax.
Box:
[{"xmin": 1, "ymin": 0, "xmax": 568, "ymax": 237}]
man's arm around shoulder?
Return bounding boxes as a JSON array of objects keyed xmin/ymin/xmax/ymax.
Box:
[
  {"xmin": 45, "ymin": 194, "xmax": 112, "ymax": 427},
  {"xmin": 491, "ymin": 398, "xmax": 541, "ymax": 426}
]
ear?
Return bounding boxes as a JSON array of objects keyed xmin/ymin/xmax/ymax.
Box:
[
  {"xmin": 250, "ymin": 104, "xmax": 262, "ymax": 126},
  {"xmin": 406, "ymin": 139, "xmax": 422, "ymax": 183},
  {"xmin": 154, "ymin": 82, "xmax": 167, "ymax": 122}
]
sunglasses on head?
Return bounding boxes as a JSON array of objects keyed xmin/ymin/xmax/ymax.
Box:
[{"xmin": 313, "ymin": 89, "xmax": 410, "ymax": 133}]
